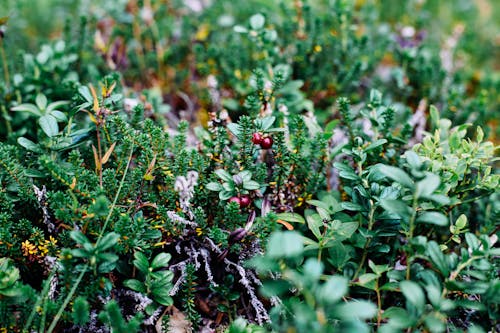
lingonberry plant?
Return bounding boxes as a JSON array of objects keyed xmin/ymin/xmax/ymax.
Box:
[{"xmin": 0, "ymin": 1, "xmax": 498, "ymax": 332}]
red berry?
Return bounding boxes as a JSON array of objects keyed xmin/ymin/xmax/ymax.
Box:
[
  {"xmin": 251, "ymin": 133, "xmax": 263, "ymax": 145},
  {"xmin": 228, "ymin": 196, "xmax": 241, "ymax": 206},
  {"xmin": 239, "ymin": 195, "xmax": 251, "ymax": 208},
  {"xmin": 260, "ymin": 136, "xmax": 273, "ymax": 149}
]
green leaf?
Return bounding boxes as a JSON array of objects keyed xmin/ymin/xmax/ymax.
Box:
[
  {"xmin": 400, "ymin": 280, "xmax": 425, "ymax": 312},
  {"xmin": 227, "ymin": 123, "xmax": 242, "ymax": 137},
  {"xmin": 256, "ymin": 116, "xmax": 275, "ymax": 131},
  {"xmin": 306, "ymin": 213, "xmax": 322, "ymax": 239},
  {"xmin": 35, "ymin": 94, "xmax": 48, "ymax": 110},
  {"xmin": 50, "ymin": 110, "xmax": 68, "ymax": 122},
  {"xmin": 123, "ymin": 279, "xmax": 146, "ymax": 293},
  {"xmin": 378, "ymin": 165, "xmax": 414, "ymax": 189},
  {"xmin": 405, "ymin": 151, "xmax": 422, "ymax": 169},
  {"xmin": 206, "ymin": 182, "xmax": 223, "ymax": 191},
  {"xmin": 416, "ymin": 173, "xmax": 440, "ymax": 198},
  {"xmin": 320, "ymin": 276, "xmax": 348, "ymax": 303},
  {"xmin": 357, "ymin": 273, "xmax": 378, "ymax": 289},
  {"xmin": 97, "ymin": 232, "xmax": 119, "ymax": 251},
  {"xmin": 70, "ymin": 231, "xmax": 90, "ymax": 246},
  {"xmin": 153, "ymin": 293, "xmax": 173, "ymax": 306},
  {"xmin": 267, "ymin": 231, "xmax": 303, "ymax": 258},
  {"xmin": 133, "ymin": 252, "xmax": 150, "ymax": 274},
  {"xmin": 46, "ymin": 101, "xmax": 69, "ymax": 113},
  {"xmin": 429, "ymin": 105, "xmax": 440, "ymax": 128},
  {"xmin": 336, "ymin": 300, "xmax": 377, "ymax": 320},
  {"xmin": 275, "ymin": 212, "xmax": 305, "ymax": 224},
  {"xmin": 17, "ymin": 137, "xmax": 41, "ymax": 152},
  {"xmin": 455, "ymin": 214, "xmax": 467, "ymax": 229},
  {"xmin": 11, "ymin": 103, "xmax": 42, "ymax": 116},
  {"xmin": 249, "ymin": 13, "xmax": 265, "ymax": 30},
  {"xmin": 39, "ymin": 114, "xmax": 59, "ymax": 137},
  {"xmin": 380, "ymin": 199, "xmax": 410, "ymax": 218},
  {"xmin": 151, "ymin": 253, "xmax": 171, "ymax": 269},
  {"xmin": 365, "ymin": 139, "xmax": 387, "ymax": 152},
  {"xmin": 219, "ymin": 190, "xmax": 233, "ymax": 200},
  {"xmin": 233, "ymin": 25, "xmax": 248, "ymax": 33},
  {"xmin": 243, "ymin": 180, "xmax": 260, "ymax": 190},
  {"xmin": 417, "ymin": 212, "xmax": 448, "ymax": 226},
  {"xmin": 465, "ymin": 232, "xmax": 480, "ymax": 251},
  {"xmin": 341, "ymin": 202, "xmax": 364, "ymax": 212},
  {"xmin": 214, "ymin": 169, "xmax": 233, "ymax": 182},
  {"xmin": 426, "ymin": 241, "xmax": 449, "ymax": 276}
]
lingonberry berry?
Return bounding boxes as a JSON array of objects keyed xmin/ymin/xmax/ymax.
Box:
[
  {"xmin": 239, "ymin": 195, "xmax": 251, "ymax": 208},
  {"xmin": 228, "ymin": 196, "xmax": 241, "ymax": 206},
  {"xmin": 260, "ymin": 136, "xmax": 273, "ymax": 149},
  {"xmin": 251, "ymin": 132, "xmax": 263, "ymax": 145}
]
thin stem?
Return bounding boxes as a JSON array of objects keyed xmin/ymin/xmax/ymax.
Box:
[
  {"xmin": 0, "ymin": 37, "xmax": 10, "ymax": 90},
  {"xmin": 375, "ymin": 279, "xmax": 382, "ymax": 328},
  {"xmin": 98, "ymin": 141, "xmax": 135, "ymax": 240},
  {"xmin": 353, "ymin": 200, "xmax": 376, "ymax": 280},
  {"xmin": 406, "ymin": 195, "xmax": 418, "ymax": 280},
  {"xmin": 47, "ymin": 264, "xmax": 88, "ymax": 333}
]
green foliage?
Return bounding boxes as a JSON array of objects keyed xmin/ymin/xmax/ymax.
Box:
[{"xmin": 0, "ymin": 1, "xmax": 498, "ymax": 332}]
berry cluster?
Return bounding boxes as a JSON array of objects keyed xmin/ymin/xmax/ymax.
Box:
[
  {"xmin": 251, "ymin": 133, "xmax": 273, "ymax": 149},
  {"xmin": 228, "ymin": 195, "xmax": 251, "ymax": 208}
]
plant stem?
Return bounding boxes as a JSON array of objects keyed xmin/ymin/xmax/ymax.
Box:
[
  {"xmin": 98, "ymin": 141, "xmax": 135, "ymax": 240},
  {"xmin": 353, "ymin": 200, "xmax": 376, "ymax": 280},
  {"xmin": 0, "ymin": 37, "xmax": 10, "ymax": 90},
  {"xmin": 406, "ymin": 195, "xmax": 418, "ymax": 280},
  {"xmin": 47, "ymin": 264, "xmax": 88, "ymax": 333}
]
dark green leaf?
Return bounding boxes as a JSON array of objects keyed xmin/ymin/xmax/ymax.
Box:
[
  {"xmin": 151, "ymin": 253, "xmax": 171, "ymax": 269},
  {"xmin": 400, "ymin": 280, "xmax": 425, "ymax": 312},
  {"xmin": 417, "ymin": 212, "xmax": 448, "ymax": 226}
]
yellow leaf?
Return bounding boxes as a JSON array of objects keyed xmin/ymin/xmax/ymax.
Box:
[
  {"xmin": 92, "ymin": 145, "xmax": 101, "ymax": 170},
  {"xmin": 89, "ymin": 84, "xmax": 99, "ymax": 112},
  {"xmin": 101, "ymin": 142, "xmax": 116, "ymax": 165}
]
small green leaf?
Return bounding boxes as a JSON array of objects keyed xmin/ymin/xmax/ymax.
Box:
[
  {"xmin": 123, "ymin": 279, "xmax": 146, "ymax": 293},
  {"xmin": 400, "ymin": 280, "xmax": 425, "ymax": 311},
  {"xmin": 11, "ymin": 103, "xmax": 42, "ymax": 116},
  {"xmin": 416, "ymin": 173, "xmax": 440, "ymax": 198},
  {"xmin": 151, "ymin": 253, "xmax": 171, "ymax": 269},
  {"xmin": 267, "ymin": 231, "xmax": 303, "ymax": 258},
  {"xmin": 417, "ymin": 212, "xmax": 448, "ymax": 226},
  {"xmin": 206, "ymin": 182, "xmax": 223, "ymax": 191},
  {"xmin": 214, "ymin": 169, "xmax": 233, "ymax": 182},
  {"xmin": 133, "ymin": 252, "xmax": 150, "ymax": 274},
  {"xmin": 249, "ymin": 13, "xmax": 265, "ymax": 30},
  {"xmin": 233, "ymin": 25, "xmax": 248, "ymax": 33},
  {"xmin": 243, "ymin": 180, "xmax": 260, "ymax": 190},
  {"xmin": 378, "ymin": 165, "xmax": 414, "ymax": 189},
  {"xmin": 426, "ymin": 241, "xmax": 449, "ymax": 276},
  {"xmin": 429, "ymin": 105, "xmax": 440, "ymax": 128},
  {"xmin": 153, "ymin": 293, "xmax": 173, "ymax": 306},
  {"xmin": 70, "ymin": 231, "xmax": 90, "ymax": 246},
  {"xmin": 17, "ymin": 137, "xmax": 41, "ymax": 152},
  {"xmin": 455, "ymin": 214, "xmax": 467, "ymax": 229},
  {"xmin": 380, "ymin": 199, "xmax": 410, "ymax": 218},
  {"xmin": 97, "ymin": 232, "xmax": 119, "ymax": 251},
  {"xmin": 39, "ymin": 114, "xmax": 59, "ymax": 137},
  {"xmin": 365, "ymin": 139, "xmax": 387, "ymax": 152},
  {"xmin": 336, "ymin": 300, "xmax": 377, "ymax": 320},
  {"xmin": 50, "ymin": 110, "xmax": 68, "ymax": 122},
  {"xmin": 35, "ymin": 94, "xmax": 48, "ymax": 110},
  {"xmin": 320, "ymin": 276, "xmax": 348, "ymax": 303},
  {"xmin": 275, "ymin": 212, "xmax": 305, "ymax": 224},
  {"xmin": 227, "ymin": 123, "xmax": 242, "ymax": 137}
]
